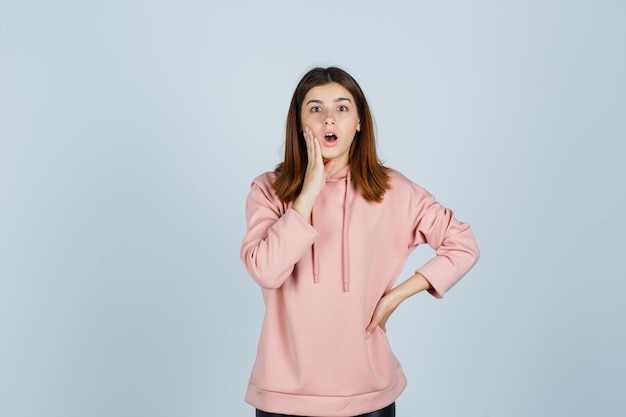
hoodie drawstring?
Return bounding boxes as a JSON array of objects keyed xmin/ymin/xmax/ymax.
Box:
[
  {"xmin": 342, "ymin": 170, "xmax": 352, "ymax": 292},
  {"xmin": 311, "ymin": 210, "xmax": 320, "ymax": 283},
  {"xmin": 310, "ymin": 168, "xmax": 352, "ymax": 292}
]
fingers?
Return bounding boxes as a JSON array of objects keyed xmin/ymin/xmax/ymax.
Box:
[
  {"xmin": 366, "ymin": 309, "xmax": 386, "ymax": 338},
  {"xmin": 303, "ymin": 127, "xmax": 313, "ymax": 162},
  {"xmin": 298, "ymin": 127, "xmax": 326, "ymax": 202},
  {"xmin": 366, "ymin": 319, "xmax": 386, "ymax": 338},
  {"xmin": 366, "ymin": 294, "xmax": 399, "ymax": 338},
  {"xmin": 365, "ymin": 320, "xmax": 378, "ymax": 339},
  {"xmin": 304, "ymin": 127, "xmax": 334, "ymax": 178},
  {"xmin": 366, "ymin": 301, "xmax": 381, "ymax": 338},
  {"xmin": 303, "ymin": 127, "xmax": 322, "ymax": 167}
]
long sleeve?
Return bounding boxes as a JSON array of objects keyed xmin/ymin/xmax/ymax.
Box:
[
  {"xmin": 408, "ymin": 185, "xmax": 480, "ymax": 298},
  {"xmin": 240, "ymin": 178, "xmax": 319, "ymax": 289}
]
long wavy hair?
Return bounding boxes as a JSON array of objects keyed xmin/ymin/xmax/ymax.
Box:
[{"xmin": 273, "ymin": 67, "xmax": 390, "ymax": 203}]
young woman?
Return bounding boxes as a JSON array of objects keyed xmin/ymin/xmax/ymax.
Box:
[{"xmin": 240, "ymin": 67, "xmax": 479, "ymax": 417}]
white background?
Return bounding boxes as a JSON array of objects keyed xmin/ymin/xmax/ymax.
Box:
[{"xmin": 1, "ymin": 1, "xmax": 624, "ymax": 416}]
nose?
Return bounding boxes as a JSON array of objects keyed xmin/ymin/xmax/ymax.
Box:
[{"xmin": 324, "ymin": 112, "xmax": 335, "ymax": 125}]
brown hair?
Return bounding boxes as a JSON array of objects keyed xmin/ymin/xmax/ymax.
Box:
[{"xmin": 273, "ymin": 67, "xmax": 390, "ymax": 203}]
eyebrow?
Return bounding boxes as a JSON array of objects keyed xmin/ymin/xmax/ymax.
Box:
[{"xmin": 305, "ymin": 97, "xmax": 353, "ymax": 106}]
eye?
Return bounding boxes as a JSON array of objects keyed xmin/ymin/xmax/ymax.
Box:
[
  {"xmin": 310, "ymin": 106, "xmax": 322, "ymax": 113},
  {"xmin": 338, "ymin": 105, "xmax": 349, "ymax": 112}
]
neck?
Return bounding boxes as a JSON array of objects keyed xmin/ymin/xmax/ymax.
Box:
[{"xmin": 324, "ymin": 159, "xmax": 348, "ymax": 177}]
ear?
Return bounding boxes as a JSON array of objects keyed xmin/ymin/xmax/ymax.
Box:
[{"xmin": 357, "ymin": 119, "xmax": 361, "ymax": 132}]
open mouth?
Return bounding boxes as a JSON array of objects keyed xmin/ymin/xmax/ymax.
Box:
[{"xmin": 324, "ymin": 133, "xmax": 338, "ymax": 142}]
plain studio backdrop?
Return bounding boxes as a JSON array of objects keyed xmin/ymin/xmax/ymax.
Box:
[{"xmin": 1, "ymin": 1, "xmax": 624, "ymax": 416}]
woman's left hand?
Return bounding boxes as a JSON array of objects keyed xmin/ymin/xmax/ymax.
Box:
[
  {"xmin": 365, "ymin": 273, "xmax": 432, "ymax": 338},
  {"xmin": 366, "ymin": 291, "xmax": 401, "ymax": 337}
]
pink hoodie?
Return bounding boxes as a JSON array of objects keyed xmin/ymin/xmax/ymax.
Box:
[{"xmin": 241, "ymin": 166, "xmax": 479, "ymax": 417}]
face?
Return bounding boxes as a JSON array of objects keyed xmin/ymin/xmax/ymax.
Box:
[{"xmin": 300, "ymin": 82, "xmax": 361, "ymax": 168}]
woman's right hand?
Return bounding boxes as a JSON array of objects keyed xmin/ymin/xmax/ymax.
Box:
[{"xmin": 292, "ymin": 127, "xmax": 334, "ymax": 221}]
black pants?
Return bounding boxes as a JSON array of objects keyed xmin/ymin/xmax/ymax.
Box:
[{"xmin": 256, "ymin": 402, "xmax": 395, "ymax": 417}]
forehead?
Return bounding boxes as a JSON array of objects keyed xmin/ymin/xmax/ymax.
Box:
[{"xmin": 303, "ymin": 82, "xmax": 354, "ymax": 102}]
